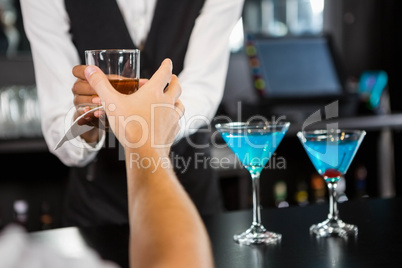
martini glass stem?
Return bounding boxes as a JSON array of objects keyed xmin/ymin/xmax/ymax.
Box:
[
  {"xmin": 251, "ymin": 171, "xmax": 262, "ymax": 225},
  {"xmin": 327, "ymin": 180, "xmax": 339, "ymax": 220}
]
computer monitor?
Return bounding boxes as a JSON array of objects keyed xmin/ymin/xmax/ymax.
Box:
[{"xmin": 251, "ymin": 36, "xmax": 344, "ymax": 100}]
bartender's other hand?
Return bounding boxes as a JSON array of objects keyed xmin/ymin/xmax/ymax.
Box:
[
  {"xmin": 84, "ymin": 59, "xmax": 184, "ymax": 156},
  {"xmin": 72, "ymin": 65, "xmax": 148, "ymax": 124}
]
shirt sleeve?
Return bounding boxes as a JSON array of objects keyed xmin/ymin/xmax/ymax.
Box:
[
  {"xmin": 176, "ymin": 0, "xmax": 244, "ymax": 140},
  {"xmin": 20, "ymin": 0, "xmax": 104, "ymax": 167}
]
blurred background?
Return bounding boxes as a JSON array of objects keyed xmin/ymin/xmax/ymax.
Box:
[{"xmin": 0, "ymin": 0, "xmax": 401, "ymax": 231}]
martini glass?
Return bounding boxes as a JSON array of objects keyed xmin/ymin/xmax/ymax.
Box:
[
  {"xmin": 215, "ymin": 121, "xmax": 290, "ymax": 245},
  {"xmin": 297, "ymin": 129, "xmax": 366, "ymax": 237}
]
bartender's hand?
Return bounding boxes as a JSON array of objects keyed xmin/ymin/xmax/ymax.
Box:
[
  {"xmin": 83, "ymin": 59, "xmax": 184, "ymax": 157},
  {"xmin": 71, "ymin": 65, "xmax": 148, "ymax": 143}
]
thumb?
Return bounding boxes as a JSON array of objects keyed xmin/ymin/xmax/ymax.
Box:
[{"xmin": 84, "ymin": 65, "xmax": 117, "ymax": 101}]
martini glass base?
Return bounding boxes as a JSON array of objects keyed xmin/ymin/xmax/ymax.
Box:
[
  {"xmin": 310, "ymin": 218, "xmax": 358, "ymax": 238},
  {"xmin": 234, "ymin": 224, "xmax": 282, "ymax": 245}
]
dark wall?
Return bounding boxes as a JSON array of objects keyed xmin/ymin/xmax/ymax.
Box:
[{"xmin": 325, "ymin": 0, "xmax": 402, "ymax": 111}]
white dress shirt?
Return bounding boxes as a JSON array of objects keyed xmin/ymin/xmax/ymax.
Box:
[{"xmin": 20, "ymin": 0, "xmax": 244, "ymax": 167}]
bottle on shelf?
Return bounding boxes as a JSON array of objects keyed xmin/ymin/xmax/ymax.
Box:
[
  {"xmin": 354, "ymin": 164, "xmax": 369, "ymax": 199},
  {"xmin": 39, "ymin": 201, "xmax": 53, "ymax": 230},
  {"xmin": 310, "ymin": 173, "xmax": 326, "ymax": 203},
  {"xmin": 274, "ymin": 180, "xmax": 289, "ymax": 208},
  {"xmin": 294, "ymin": 180, "xmax": 309, "ymax": 206},
  {"xmin": 13, "ymin": 199, "xmax": 29, "ymax": 228}
]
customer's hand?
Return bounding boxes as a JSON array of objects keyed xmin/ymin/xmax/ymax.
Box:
[{"xmin": 83, "ymin": 59, "xmax": 184, "ymax": 156}]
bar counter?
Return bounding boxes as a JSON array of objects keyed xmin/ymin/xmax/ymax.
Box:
[{"xmin": 29, "ymin": 197, "xmax": 402, "ymax": 268}]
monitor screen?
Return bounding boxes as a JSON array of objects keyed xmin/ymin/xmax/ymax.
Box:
[{"xmin": 254, "ymin": 37, "xmax": 343, "ymax": 99}]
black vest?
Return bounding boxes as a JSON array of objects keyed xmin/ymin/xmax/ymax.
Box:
[
  {"xmin": 65, "ymin": 0, "xmax": 205, "ymax": 77},
  {"xmin": 63, "ymin": 0, "xmax": 222, "ymax": 227}
]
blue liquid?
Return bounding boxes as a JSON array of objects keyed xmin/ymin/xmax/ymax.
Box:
[
  {"xmin": 302, "ymin": 139, "xmax": 361, "ymax": 181},
  {"xmin": 221, "ymin": 131, "xmax": 286, "ymax": 174}
]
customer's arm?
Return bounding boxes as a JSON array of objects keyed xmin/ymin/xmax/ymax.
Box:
[
  {"xmin": 124, "ymin": 147, "xmax": 213, "ymax": 268},
  {"xmin": 83, "ymin": 59, "xmax": 214, "ymax": 268}
]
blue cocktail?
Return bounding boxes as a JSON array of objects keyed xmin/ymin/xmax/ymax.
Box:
[
  {"xmin": 216, "ymin": 122, "xmax": 290, "ymax": 245},
  {"xmin": 297, "ymin": 129, "xmax": 366, "ymax": 237}
]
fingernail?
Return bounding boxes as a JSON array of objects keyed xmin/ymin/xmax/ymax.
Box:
[
  {"xmin": 85, "ymin": 66, "xmax": 98, "ymax": 79},
  {"xmin": 92, "ymin": 97, "xmax": 101, "ymax": 104},
  {"xmin": 164, "ymin": 59, "xmax": 172, "ymax": 70}
]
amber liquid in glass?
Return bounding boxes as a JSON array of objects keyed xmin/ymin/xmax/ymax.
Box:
[
  {"xmin": 109, "ymin": 78, "xmax": 139, "ymax": 95},
  {"xmin": 98, "ymin": 78, "xmax": 138, "ymax": 129}
]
